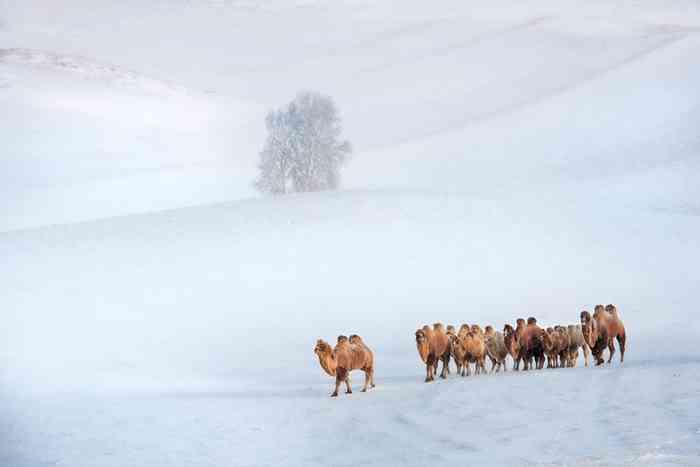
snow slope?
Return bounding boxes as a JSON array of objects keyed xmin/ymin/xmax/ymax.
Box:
[
  {"xmin": 2, "ymin": 0, "xmax": 700, "ymax": 230},
  {"xmin": 2, "ymin": 190, "xmax": 700, "ymax": 466},
  {"xmin": 2, "ymin": 1, "xmax": 700, "ymax": 466}
]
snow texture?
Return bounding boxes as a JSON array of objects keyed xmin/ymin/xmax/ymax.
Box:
[{"xmin": 1, "ymin": 1, "xmax": 700, "ymax": 466}]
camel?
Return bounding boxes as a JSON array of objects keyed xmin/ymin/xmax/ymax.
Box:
[
  {"xmin": 517, "ymin": 318, "xmax": 535, "ymax": 368},
  {"xmin": 580, "ymin": 305, "xmax": 626, "ymax": 365},
  {"xmin": 314, "ymin": 334, "xmax": 375, "ymax": 397},
  {"xmin": 484, "ymin": 325, "xmax": 508, "ymax": 373},
  {"xmin": 448, "ymin": 333, "xmax": 467, "ymax": 376},
  {"xmin": 566, "ymin": 324, "xmax": 589, "ymax": 367},
  {"xmin": 543, "ymin": 328, "xmax": 559, "ymax": 368},
  {"xmin": 415, "ymin": 323, "xmax": 451, "ymax": 382},
  {"xmin": 503, "ymin": 324, "xmax": 521, "ymax": 370},
  {"xmin": 519, "ymin": 317, "xmax": 545, "ymax": 370},
  {"xmin": 462, "ymin": 330, "xmax": 487, "ymax": 376},
  {"xmin": 553, "ymin": 326, "xmax": 571, "ymax": 367}
]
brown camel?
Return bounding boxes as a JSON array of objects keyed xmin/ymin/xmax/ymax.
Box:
[
  {"xmin": 519, "ymin": 317, "xmax": 545, "ymax": 370},
  {"xmin": 543, "ymin": 328, "xmax": 559, "ymax": 368},
  {"xmin": 503, "ymin": 324, "xmax": 521, "ymax": 370},
  {"xmin": 415, "ymin": 324, "xmax": 451, "ymax": 382},
  {"xmin": 461, "ymin": 330, "xmax": 487, "ymax": 376},
  {"xmin": 581, "ymin": 304, "xmax": 626, "ymax": 365},
  {"xmin": 314, "ymin": 334, "xmax": 375, "ymax": 397}
]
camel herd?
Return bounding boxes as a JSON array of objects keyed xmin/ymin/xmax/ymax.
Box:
[{"xmin": 314, "ymin": 304, "xmax": 626, "ymax": 397}]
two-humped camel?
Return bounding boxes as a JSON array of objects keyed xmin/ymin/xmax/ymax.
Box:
[{"xmin": 314, "ymin": 334, "xmax": 375, "ymax": 397}]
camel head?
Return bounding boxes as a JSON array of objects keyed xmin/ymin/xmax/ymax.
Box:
[
  {"xmin": 580, "ymin": 310, "xmax": 597, "ymax": 348},
  {"xmin": 503, "ymin": 324, "xmax": 519, "ymax": 357},
  {"xmin": 314, "ymin": 339, "xmax": 332, "ymax": 357},
  {"xmin": 447, "ymin": 332, "xmax": 459, "ymax": 350},
  {"xmin": 605, "ymin": 304, "xmax": 617, "ymax": 314},
  {"xmin": 314, "ymin": 339, "xmax": 337, "ymax": 377},
  {"xmin": 415, "ymin": 329, "xmax": 430, "ymax": 363}
]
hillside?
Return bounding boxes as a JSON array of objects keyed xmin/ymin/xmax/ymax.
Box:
[{"xmin": 1, "ymin": 1, "xmax": 700, "ymax": 466}]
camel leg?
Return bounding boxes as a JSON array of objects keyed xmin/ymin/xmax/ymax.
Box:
[
  {"xmin": 607, "ymin": 339, "xmax": 616, "ymax": 364},
  {"xmin": 593, "ymin": 348, "xmax": 605, "ymax": 366},
  {"xmin": 361, "ymin": 369, "xmax": 370, "ymax": 392},
  {"xmin": 618, "ymin": 333, "xmax": 626, "ymax": 363},
  {"xmin": 332, "ymin": 376, "xmax": 342, "ymax": 397},
  {"xmin": 440, "ymin": 354, "xmax": 450, "ymax": 379},
  {"xmin": 583, "ymin": 344, "xmax": 589, "ymax": 367}
]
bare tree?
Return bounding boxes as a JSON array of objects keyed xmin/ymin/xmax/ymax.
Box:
[{"xmin": 255, "ymin": 91, "xmax": 351, "ymax": 195}]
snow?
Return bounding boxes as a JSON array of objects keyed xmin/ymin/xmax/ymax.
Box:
[{"xmin": 1, "ymin": 1, "xmax": 700, "ymax": 466}]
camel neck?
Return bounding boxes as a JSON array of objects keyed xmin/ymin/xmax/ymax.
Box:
[{"xmin": 318, "ymin": 351, "xmax": 337, "ymax": 376}]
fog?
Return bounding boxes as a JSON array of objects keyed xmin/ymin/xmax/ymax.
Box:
[{"xmin": 1, "ymin": 1, "xmax": 699, "ymax": 466}]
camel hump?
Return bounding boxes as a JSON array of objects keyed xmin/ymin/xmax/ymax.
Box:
[
  {"xmin": 349, "ymin": 334, "xmax": 363, "ymax": 344},
  {"xmin": 605, "ymin": 304, "xmax": 621, "ymax": 317}
]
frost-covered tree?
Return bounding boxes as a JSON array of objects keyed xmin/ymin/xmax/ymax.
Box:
[{"xmin": 254, "ymin": 91, "xmax": 351, "ymax": 195}]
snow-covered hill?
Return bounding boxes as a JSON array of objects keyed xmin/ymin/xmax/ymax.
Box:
[
  {"xmin": 2, "ymin": 189, "xmax": 700, "ymax": 466},
  {"xmin": 2, "ymin": 1, "xmax": 700, "ymax": 466},
  {"xmin": 2, "ymin": 0, "xmax": 699, "ymax": 230}
]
